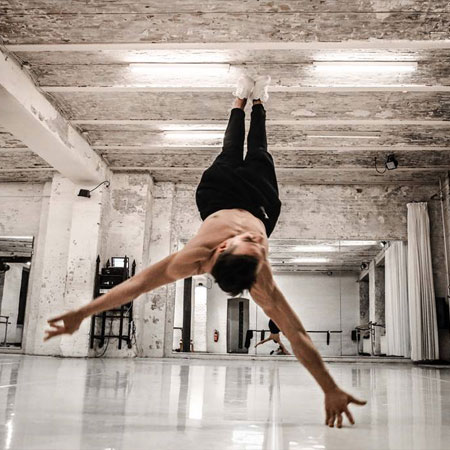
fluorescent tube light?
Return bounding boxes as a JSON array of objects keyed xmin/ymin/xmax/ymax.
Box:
[
  {"xmin": 313, "ymin": 61, "xmax": 417, "ymax": 73},
  {"xmin": 0, "ymin": 236, "xmax": 33, "ymax": 240},
  {"xmin": 123, "ymin": 51, "xmax": 231, "ymax": 64},
  {"xmin": 307, "ymin": 135, "xmax": 380, "ymax": 139},
  {"xmin": 163, "ymin": 131, "xmax": 223, "ymax": 140},
  {"xmin": 339, "ymin": 240, "xmax": 379, "ymax": 246},
  {"xmin": 158, "ymin": 124, "xmax": 226, "ymax": 131},
  {"xmin": 293, "ymin": 245, "xmax": 337, "ymax": 252},
  {"xmin": 293, "ymin": 257, "xmax": 330, "ymax": 263},
  {"xmin": 129, "ymin": 63, "xmax": 230, "ymax": 76}
]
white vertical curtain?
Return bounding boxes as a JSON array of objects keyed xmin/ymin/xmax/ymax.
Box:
[
  {"xmin": 385, "ymin": 241, "xmax": 410, "ymax": 357},
  {"xmin": 407, "ymin": 202, "xmax": 439, "ymax": 361}
]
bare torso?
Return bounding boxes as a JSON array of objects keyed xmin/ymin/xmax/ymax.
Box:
[{"xmin": 181, "ymin": 208, "xmax": 269, "ymax": 273}]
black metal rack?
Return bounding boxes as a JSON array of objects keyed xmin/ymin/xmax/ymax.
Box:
[{"xmin": 89, "ymin": 256, "xmax": 136, "ymax": 350}]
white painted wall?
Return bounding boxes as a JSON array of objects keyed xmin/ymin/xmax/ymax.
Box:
[
  {"xmin": 269, "ymin": 272, "xmax": 360, "ymax": 356},
  {"xmin": 201, "ymin": 271, "xmax": 360, "ymax": 356}
]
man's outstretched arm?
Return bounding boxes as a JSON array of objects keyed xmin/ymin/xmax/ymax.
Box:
[
  {"xmin": 45, "ymin": 247, "xmax": 208, "ymax": 341},
  {"xmin": 250, "ymin": 263, "xmax": 366, "ymax": 428}
]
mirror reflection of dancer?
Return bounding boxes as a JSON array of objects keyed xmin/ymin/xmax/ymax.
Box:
[
  {"xmin": 255, "ymin": 319, "xmax": 290, "ymax": 355},
  {"xmin": 45, "ymin": 75, "xmax": 366, "ymax": 428}
]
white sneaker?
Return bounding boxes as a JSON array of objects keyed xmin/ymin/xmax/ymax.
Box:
[
  {"xmin": 252, "ymin": 75, "xmax": 271, "ymax": 102},
  {"xmin": 233, "ymin": 75, "xmax": 254, "ymax": 100}
]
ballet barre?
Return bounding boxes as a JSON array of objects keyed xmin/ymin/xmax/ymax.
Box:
[{"xmin": 247, "ymin": 328, "xmax": 342, "ymax": 346}]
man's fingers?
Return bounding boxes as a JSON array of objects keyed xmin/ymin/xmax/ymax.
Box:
[
  {"xmin": 47, "ymin": 315, "xmax": 66, "ymax": 324},
  {"xmin": 344, "ymin": 407, "xmax": 355, "ymax": 425},
  {"xmin": 43, "ymin": 325, "xmax": 66, "ymax": 341},
  {"xmin": 325, "ymin": 409, "xmax": 330, "ymax": 425},
  {"xmin": 328, "ymin": 412, "xmax": 336, "ymax": 427},
  {"xmin": 44, "ymin": 330, "xmax": 61, "ymax": 341},
  {"xmin": 349, "ymin": 396, "xmax": 367, "ymax": 406},
  {"xmin": 336, "ymin": 413, "xmax": 343, "ymax": 428}
]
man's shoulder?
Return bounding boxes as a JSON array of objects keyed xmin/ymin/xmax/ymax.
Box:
[{"xmin": 250, "ymin": 261, "xmax": 275, "ymax": 300}]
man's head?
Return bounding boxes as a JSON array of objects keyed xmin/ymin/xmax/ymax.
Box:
[{"xmin": 210, "ymin": 232, "xmax": 266, "ymax": 296}]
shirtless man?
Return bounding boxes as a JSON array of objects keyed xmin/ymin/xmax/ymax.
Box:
[{"xmin": 45, "ymin": 75, "xmax": 366, "ymax": 428}]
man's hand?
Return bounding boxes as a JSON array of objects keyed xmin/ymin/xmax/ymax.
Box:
[
  {"xmin": 324, "ymin": 387, "xmax": 367, "ymax": 428},
  {"xmin": 44, "ymin": 310, "xmax": 84, "ymax": 341}
]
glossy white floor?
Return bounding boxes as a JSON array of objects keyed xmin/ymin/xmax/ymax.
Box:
[{"xmin": 0, "ymin": 355, "xmax": 449, "ymax": 450}]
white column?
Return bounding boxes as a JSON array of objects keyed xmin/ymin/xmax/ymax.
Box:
[
  {"xmin": 60, "ymin": 182, "xmax": 106, "ymax": 357},
  {"xmin": 101, "ymin": 173, "xmax": 153, "ymax": 357},
  {"xmin": 140, "ymin": 182, "xmax": 175, "ymax": 357},
  {"xmin": 24, "ymin": 175, "xmax": 76, "ymax": 355},
  {"xmin": 23, "ymin": 174, "xmax": 108, "ymax": 356}
]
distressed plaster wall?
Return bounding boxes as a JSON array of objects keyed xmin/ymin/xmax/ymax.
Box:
[
  {"xmin": 3, "ymin": 175, "xmax": 448, "ymax": 360},
  {"xmin": 22, "ymin": 175, "xmax": 109, "ymax": 356},
  {"xmin": 359, "ymin": 280, "xmax": 370, "ymax": 325},
  {"xmin": 0, "ymin": 182, "xmax": 45, "ymax": 236},
  {"xmin": 156, "ymin": 181, "xmax": 449, "ymax": 358}
]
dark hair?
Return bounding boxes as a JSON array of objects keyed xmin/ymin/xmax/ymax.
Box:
[{"xmin": 211, "ymin": 251, "xmax": 259, "ymax": 296}]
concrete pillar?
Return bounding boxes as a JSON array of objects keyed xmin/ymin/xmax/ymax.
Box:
[
  {"xmin": 24, "ymin": 175, "xmax": 76, "ymax": 355},
  {"xmin": 359, "ymin": 280, "xmax": 369, "ymax": 325},
  {"xmin": 60, "ymin": 182, "xmax": 106, "ymax": 357},
  {"xmin": 140, "ymin": 182, "xmax": 175, "ymax": 357},
  {"xmin": 369, "ymin": 261, "xmax": 385, "ymax": 355},
  {"xmin": 23, "ymin": 174, "xmax": 108, "ymax": 356},
  {"xmin": 100, "ymin": 172, "xmax": 154, "ymax": 357}
]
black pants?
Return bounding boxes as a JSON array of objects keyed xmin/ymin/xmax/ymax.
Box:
[
  {"xmin": 213, "ymin": 104, "xmax": 272, "ymax": 171},
  {"xmin": 196, "ymin": 104, "xmax": 281, "ymax": 236}
]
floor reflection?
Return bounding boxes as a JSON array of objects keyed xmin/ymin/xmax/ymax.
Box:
[{"xmin": 0, "ymin": 355, "xmax": 448, "ymax": 449}]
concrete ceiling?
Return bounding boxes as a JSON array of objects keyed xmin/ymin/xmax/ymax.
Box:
[
  {"xmin": 0, "ymin": 1, "xmax": 450, "ymax": 185},
  {"xmin": 268, "ymin": 239, "xmax": 384, "ymax": 272}
]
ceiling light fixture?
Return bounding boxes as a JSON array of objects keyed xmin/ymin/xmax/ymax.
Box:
[
  {"xmin": 163, "ymin": 131, "xmax": 224, "ymax": 140},
  {"xmin": 293, "ymin": 245, "xmax": 338, "ymax": 252},
  {"xmin": 123, "ymin": 51, "xmax": 231, "ymax": 64},
  {"xmin": 340, "ymin": 240, "xmax": 379, "ymax": 246},
  {"xmin": 312, "ymin": 61, "xmax": 418, "ymax": 73},
  {"xmin": 375, "ymin": 154, "xmax": 399, "ymax": 174},
  {"xmin": 293, "ymin": 257, "xmax": 330, "ymax": 264},
  {"xmin": 385, "ymin": 154, "xmax": 399, "ymax": 170},
  {"xmin": 308, "ymin": 134, "xmax": 380, "ymax": 140},
  {"xmin": 158, "ymin": 124, "xmax": 226, "ymax": 132},
  {"xmin": 129, "ymin": 63, "xmax": 230, "ymax": 77}
]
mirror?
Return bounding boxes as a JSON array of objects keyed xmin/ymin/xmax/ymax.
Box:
[
  {"xmin": 172, "ymin": 239, "xmax": 396, "ymax": 357},
  {"xmin": 0, "ymin": 236, "xmax": 34, "ymax": 348}
]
